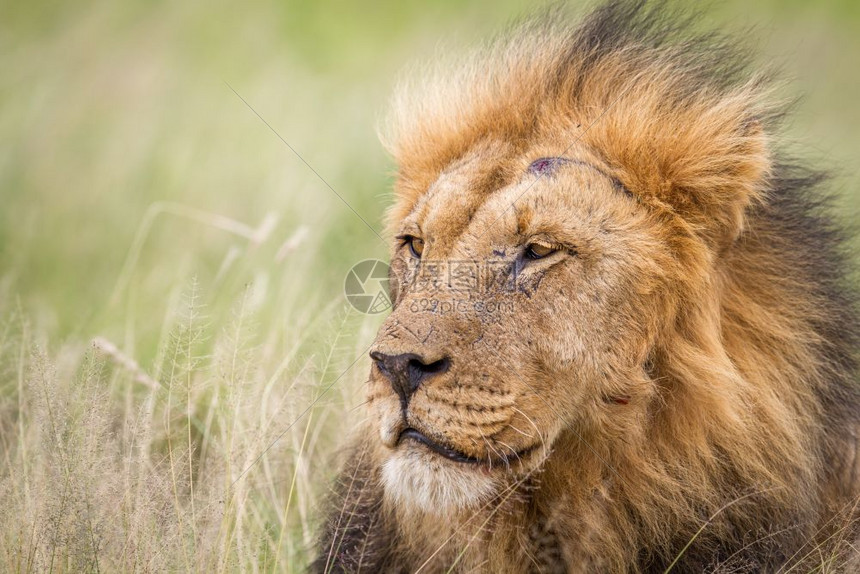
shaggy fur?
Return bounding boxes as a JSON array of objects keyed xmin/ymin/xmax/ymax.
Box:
[{"xmin": 312, "ymin": 2, "xmax": 860, "ymax": 572}]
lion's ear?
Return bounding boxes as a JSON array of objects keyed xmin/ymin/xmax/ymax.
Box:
[
  {"xmin": 655, "ymin": 111, "xmax": 769, "ymax": 246},
  {"xmin": 587, "ymin": 87, "xmax": 771, "ymax": 246}
]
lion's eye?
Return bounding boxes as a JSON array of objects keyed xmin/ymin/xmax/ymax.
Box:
[
  {"xmin": 406, "ymin": 236, "xmax": 425, "ymax": 258},
  {"xmin": 524, "ymin": 242, "xmax": 557, "ymax": 260}
]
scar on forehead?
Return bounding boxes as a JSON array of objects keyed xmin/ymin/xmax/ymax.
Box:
[
  {"xmin": 527, "ymin": 157, "xmax": 632, "ymax": 197},
  {"xmin": 528, "ymin": 157, "xmax": 571, "ymax": 175}
]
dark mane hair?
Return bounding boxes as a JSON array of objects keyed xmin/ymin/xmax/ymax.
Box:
[{"xmin": 315, "ymin": 2, "xmax": 860, "ymax": 571}]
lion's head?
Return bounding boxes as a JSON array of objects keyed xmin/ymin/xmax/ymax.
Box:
[
  {"xmin": 367, "ymin": 142, "xmax": 678, "ymax": 512},
  {"xmin": 316, "ymin": 2, "xmax": 860, "ymax": 571},
  {"xmin": 365, "ymin": 3, "xmax": 772, "ymax": 516}
]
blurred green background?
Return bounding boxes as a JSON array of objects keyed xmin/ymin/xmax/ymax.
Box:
[{"xmin": 1, "ymin": 0, "xmax": 859, "ymax": 360}]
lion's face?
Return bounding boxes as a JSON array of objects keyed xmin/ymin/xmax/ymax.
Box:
[{"xmin": 367, "ymin": 143, "xmax": 671, "ymax": 513}]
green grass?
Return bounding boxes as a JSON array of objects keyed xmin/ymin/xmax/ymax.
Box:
[{"xmin": 1, "ymin": 0, "xmax": 858, "ymax": 571}]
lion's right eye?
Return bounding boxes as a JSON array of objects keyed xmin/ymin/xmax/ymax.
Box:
[
  {"xmin": 404, "ymin": 236, "xmax": 425, "ymax": 258},
  {"xmin": 524, "ymin": 242, "xmax": 558, "ymax": 260}
]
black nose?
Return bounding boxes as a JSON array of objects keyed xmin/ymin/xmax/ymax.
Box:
[{"xmin": 370, "ymin": 351, "xmax": 450, "ymax": 406}]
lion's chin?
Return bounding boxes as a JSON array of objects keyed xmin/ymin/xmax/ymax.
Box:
[{"xmin": 381, "ymin": 448, "xmax": 497, "ymax": 515}]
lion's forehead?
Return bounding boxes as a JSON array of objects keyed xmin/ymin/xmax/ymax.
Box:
[
  {"xmin": 415, "ymin": 164, "xmax": 493, "ymax": 255},
  {"xmin": 406, "ymin": 152, "xmax": 624, "ymax": 259}
]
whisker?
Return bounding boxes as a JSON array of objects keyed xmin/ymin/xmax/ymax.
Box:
[
  {"xmin": 512, "ymin": 407, "xmax": 546, "ymax": 450},
  {"xmin": 496, "ymin": 440, "xmax": 522, "ymax": 467},
  {"xmin": 477, "ymin": 427, "xmax": 505, "ymax": 470},
  {"xmin": 508, "ymin": 423, "xmax": 535, "ymax": 439}
]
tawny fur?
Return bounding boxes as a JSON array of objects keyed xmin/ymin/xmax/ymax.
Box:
[{"xmin": 313, "ymin": 2, "xmax": 860, "ymax": 572}]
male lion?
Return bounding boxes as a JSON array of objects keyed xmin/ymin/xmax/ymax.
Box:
[{"xmin": 313, "ymin": 1, "xmax": 860, "ymax": 572}]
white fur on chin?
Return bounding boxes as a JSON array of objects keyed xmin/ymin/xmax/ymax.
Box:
[{"xmin": 381, "ymin": 449, "xmax": 496, "ymax": 514}]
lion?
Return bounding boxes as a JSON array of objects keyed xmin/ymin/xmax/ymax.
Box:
[{"xmin": 312, "ymin": 1, "xmax": 860, "ymax": 572}]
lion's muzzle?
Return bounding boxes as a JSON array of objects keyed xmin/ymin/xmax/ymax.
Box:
[{"xmin": 369, "ymin": 350, "xmax": 451, "ymax": 408}]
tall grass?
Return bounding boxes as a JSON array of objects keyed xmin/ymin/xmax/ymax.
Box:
[
  {"xmin": 1, "ymin": 0, "xmax": 858, "ymax": 571},
  {"xmin": 0, "ymin": 275, "xmax": 383, "ymax": 572}
]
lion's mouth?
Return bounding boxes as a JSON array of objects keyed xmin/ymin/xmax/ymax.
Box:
[
  {"xmin": 397, "ymin": 428, "xmax": 480, "ymax": 463},
  {"xmin": 396, "ymin": 427, "xmax": 540, "ymax": 466}
]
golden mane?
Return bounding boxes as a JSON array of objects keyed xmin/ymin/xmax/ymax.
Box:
[{"xmin": 315, "ymin": 2, "xmax": 860, "ymax": 571}]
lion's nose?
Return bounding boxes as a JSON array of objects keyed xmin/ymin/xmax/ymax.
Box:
[{"xmin": 370, "ymin": 351, "xmax": 450, "ymax": 405}]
